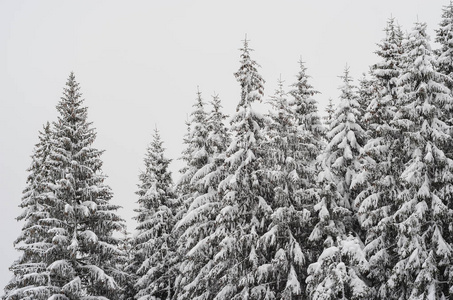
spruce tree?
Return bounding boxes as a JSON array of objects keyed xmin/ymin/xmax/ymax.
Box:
[
  {"xmin": 172, "ymin": 89, "xmax": 212, "ymax": 298},
  {"xmin": 357, "ymin": 17, "xmax": 405, "ymax": 296},
  {"xmin": 323, "ymin": 98, "xmax": 335, "ymax": 129},
  {"xmin": 132, "ymin": 128, "xmax": 176, "ymax": 300},
  {"xmin": 288, "ymin": 59, "xmax": 325, "ymax": 202},
  {"xmin": 196, "ymin": 38, "xmax": 272, "ymax": 299},
  {"xmin": 4, "ymin": 123, "xmax": 58, "ymax": 300},
  {"xmin": 254, "ymin": 77, "xmax": 312, "ymax": 298},
  {"xmin": 174, "ymin": 94, "xmax": 230, "ymax": 300},
  {"xmin": 357, "ymin": 73, "xmax": 376, "ymax": 135},
  {"xmin": 255, "ymin": 61, "xmax": 325, "ymax": 298},
  {"xmin": 436, "ymin": 0, "xmax": 453, "ymax": 87},
  {"xmin": 307, "ymin": 67, "xmax": 370, "ymax": 299},
  {"xmin": 49, "ymin": 72, "xmax": 126, "ymax": 299},
  {"xmin": 6, "ymin": 73, "xmax": 126, "ymax": 300},
  {"xmin": 385, "ymin": 21, "xmax": 453, "ymax": 299},
  {"xmin": 173, "ymin": 89, "xmax": 210, "ymax": 225}
]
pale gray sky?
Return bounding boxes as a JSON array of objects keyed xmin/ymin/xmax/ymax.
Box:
[{"xmin": 0, "ymin": 0, "xmax": 447, "ymax": 291}]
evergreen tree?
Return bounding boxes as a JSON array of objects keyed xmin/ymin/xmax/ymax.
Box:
[
  {"xmin": 357, "ymin": 17, "xmax": 405, "ymax": 296},
  {"xmin": 288, "ymin": 59, "xmax": 325, "ymax": 203},
  {"xmin": 385, "ymin": 21, "xmax": 453, "ymax": 299},
  {"xmin": 306, "ymin": 235, "xmax": 370, "ymax": 300},
  {"xmin": 196, "ymin": 38, "xmax": 272, "ymax": 300},
  {"xmin": 5, "ymin": 73, "xmax": 126, "ymax": 300},
  {"xmin": 49, "ymin": 72, "xmax": 126, "ymax": 299},
  {"xmin": 174, "ymin": 89, "xmax": 210, "ymax": 224},
  {"xmin": 435, "ymin": 1, "xmax": 453, "ymax": 162},
  {"xmin": 174, "ymin": 94, "xmax": 230, "ymax": 300},
  {"xmin": 4, "ymin": 123, "xmax": 58, "ymax": 300},
  {"xmin": 254, "ymin": 61, "xmax": 325, "ymax": 298},
  {"xmin": 132, "ymin": 128, "xmax": 176, "ymax": 300},
  {"xmin": 172, "ymin": 90, "xmax": 212, "ymax": 298},
  {"xmin": 307, "ymin": 67, "xmax": 370, "ymax": 299},
  {"xmin": 289, "ymin": 59, "xmax": 324, "ymax": 140},
  {"xmin": 206, "ymin": 94, "xmax": 230, "ymax": 157},
  {"xmin": 323, "ymin": 98, "xmax": 335, "ymax": 129},
  {"xmin": 357, "ymin": 73, "xmax": 376, "ymax": 135},
  {"xmin": 436, "ymin": 0, "xmax": 453, "ymax": 88},
  {"xmin": 118, "ymin": 230, "xmax": 135, "ymax": 300},
  {"xmin": 253, "ymin": 77, "xmax": 312, "ymax": 299},
  {"xmin": 323, "ymin": 67, "xmax": 366, "ymax": 212}
]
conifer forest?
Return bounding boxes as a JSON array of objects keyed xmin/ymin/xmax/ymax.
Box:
[{"xmin": 7, "ymin": 2, "xmax": 453, "ymax": 300}]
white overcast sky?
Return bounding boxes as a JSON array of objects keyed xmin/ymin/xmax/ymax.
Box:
[{"xmin": 0, "ymin": 0, "xmax": 448, "ymax": 291}]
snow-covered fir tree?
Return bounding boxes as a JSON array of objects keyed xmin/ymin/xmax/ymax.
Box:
[
  {"xmin": 436, "ymin": 1, "xmax": 453, "ymax": 157},
  {"xmin": 206, "ymin": 94, "xmax": 230, "ymax": 157},
  {"xmin": 172, "ymin": 89, "xmax": 212, "ymax": 298},
  {"xmin": 118, "ymin": 229, "xmax": 135, "ymax": 300},
  {"xmin": 253, "ymin": 77, "xmax": 312, "ymax": 299},
  {"xmin": 254, "ymin": 60, "xmax": 325, "ymax": 298},
  {"xmin": 4, "ymin": 122, "xmax": 57, "ymax": 300},
  {"xmin": 5, "ymin": 73, "xmax": 126, "ymax": 300},
  {"xmin": 385, "ymin": 21, "xmax": 453, "ymax": 299},
  {"xmin": 194, "ymin": 37, "xmax": 274, "ymax": 299},
  {"xmin": 132, "ymin": 128, "xmax": 176, "ymax": 300},
  {"xmin": 357, "ymin": 73, "xmax": 376, "ymax": 135},
  {"xmin": 323, "ymin": 98, "xmax": 335, "ymax": 129},
  {"xmin": 322, "ymin": 67, "xmax": 366, "ymax": 212},
  {"xmin": 357, "ymin": 17, "xmax": 405, "ymax": 297},
  {"xmin": 436, "ymin": 0, "xmax": 453, "ymax": 88},
  {"xmin": 174, "ymin": 94, "xmax": 231, "ymax": 300},
  {"xmin": 288, "ymin": 59, "xmax": 325, "ymax": 196},
  {"xmin": 49, "ymin": 73, "xmax": 126, "ymax": 299},
  {"xmin": 307, "ymin": 67, "xmax": 370, "ymax": 299},
  {"xmin": 174, "ymin": 89, "xmax": 210, "ymax": 224}
]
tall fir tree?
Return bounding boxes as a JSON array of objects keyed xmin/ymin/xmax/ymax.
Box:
[
  {"xmin": 307, "ymin": 67, "xmax": 370, "ymax": 299},
  {"xmin": 6, "ymin": 73, "xmax": 126, "ymax": 300},
  {"xmin": 385, "ymin": 21, "xmax": 453, "ymax": 299},
  {"xmin": 254, "ymin": 77, "xmax": 312, "ymax": 298},
  {"xmin": 132, "ymin": 128, "xmax": 176, "ymax": 300},
  {"xmin": 357, "ymin": 17, "xmax": 405, "ymax": 297},
  {"xmin": 195, "ymin": 38, "xmax": 273, "ymax": 299},
  {"xmin": 174, "ymin": 94, "xmax": 230, "ymax": 300},
  {"xmin": 172, "ymin": 89, "xmax": 211, "ymax": 292},
  {"xmin": 4, "ymin": 123, "xmax": 58, "ymax": 300},
  {"xmin": 49, "ymin": 72, "xmax": 126, "ymax": 299}
]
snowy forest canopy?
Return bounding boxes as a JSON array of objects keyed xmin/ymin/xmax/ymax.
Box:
[{"xmin": 5, "ymin": 3, "xmax": 453, "ymax": 300}]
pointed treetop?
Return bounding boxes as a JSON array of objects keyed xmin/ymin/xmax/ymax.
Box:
[
  {"xmin": 234, "ymin": 38, "xmax": 265, "ymax": 109},
  {"xmin": 290, "ymin": 58, "xmax": 319, "ymax": 98},
  {"xmin": 242, "ymin": 33, "xmax": 250, "ymax": 48},
  {"xmin": 340, "ymin": 64, "xmax": 353, "ymax": 84}
]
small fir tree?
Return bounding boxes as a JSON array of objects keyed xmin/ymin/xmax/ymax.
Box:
[
  {"xmin": 307, "ymin": 67, "xmax": 370, "ymax": 299},
  {"xmin": 385, "ymin": 21, "xmax": 453, "ymax": 299},
  {"xmin": 132, "ymin": 128, "xmax": 176, "ymax": 300},
  {"xmin": 323, "ymin": 98, "xmax": 335, "ymax": 129},
  {"xmin": 4, "ymin": 123, "xmax": 58, "ymax": 300},
  {"xmin": 436, "ymin": 0, "xmax": 453, "ymax": 87}
]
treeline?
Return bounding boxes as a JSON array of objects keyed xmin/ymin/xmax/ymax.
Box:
[{"xmin": 5, "ymin": 2, "xmax": 453, "ymax": 300}]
